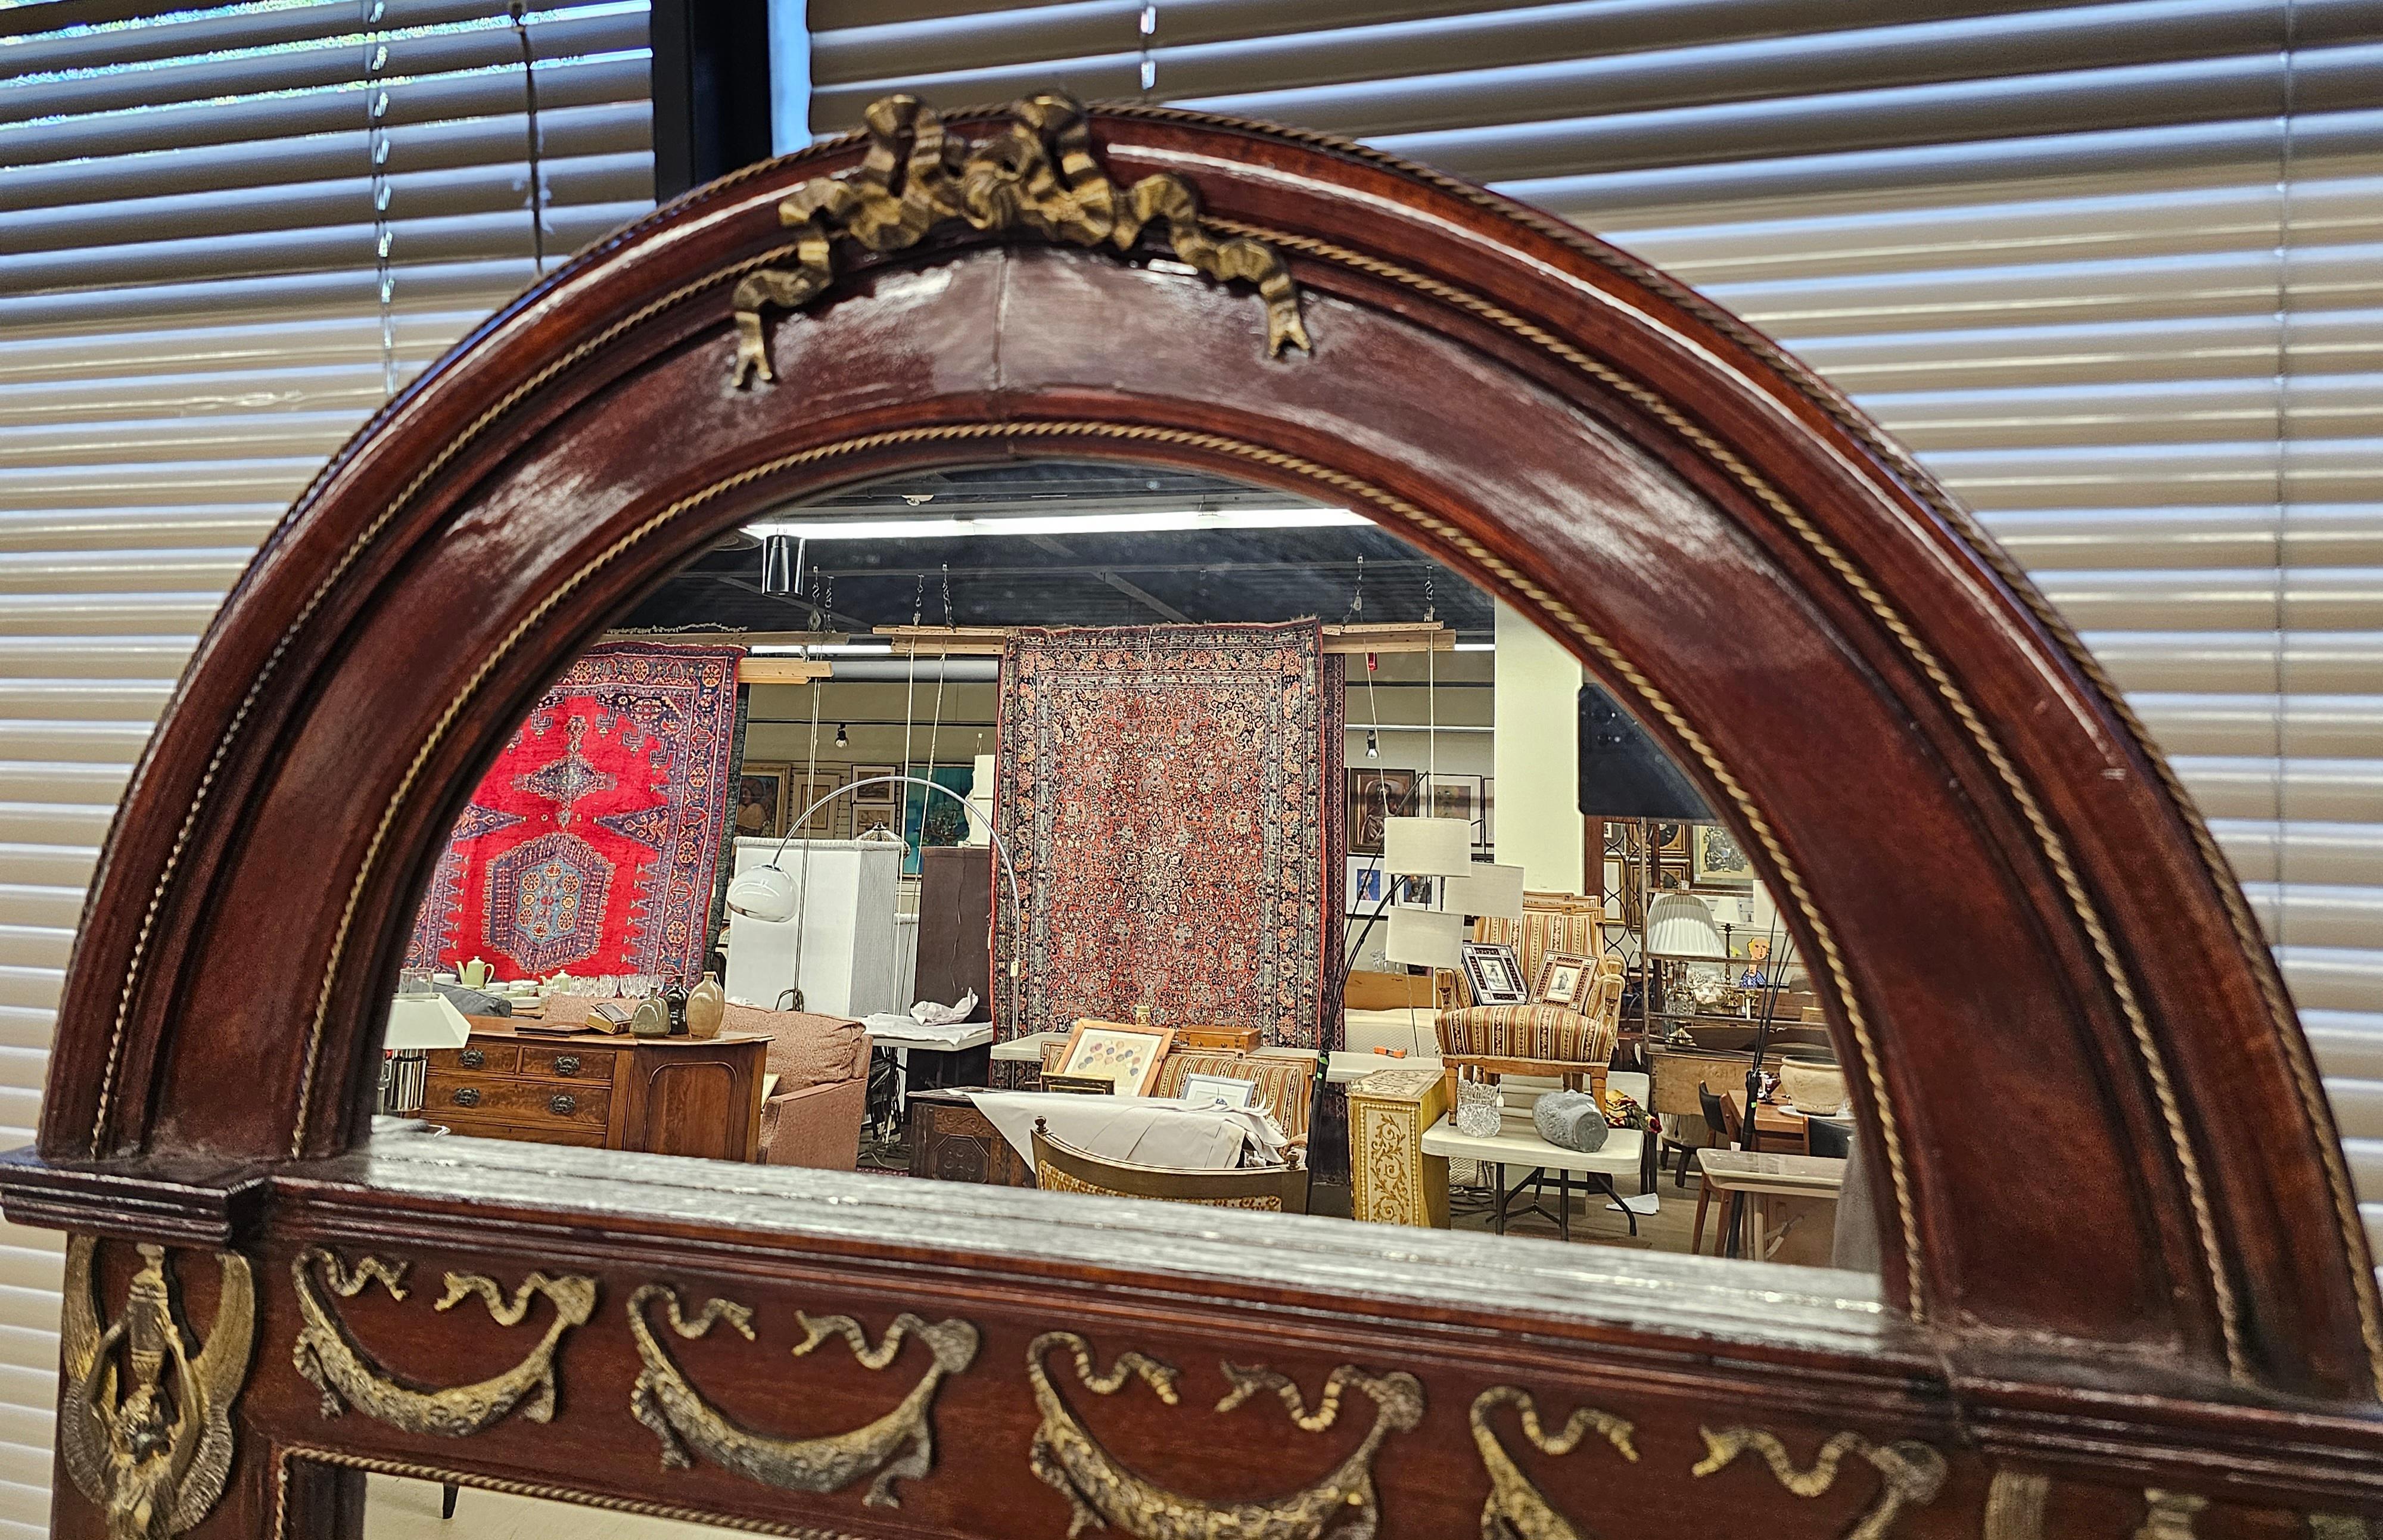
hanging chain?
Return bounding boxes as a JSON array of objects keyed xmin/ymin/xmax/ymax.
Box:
[
  {"xmin": 363, "ymin": 0, "xmax": 397, "ymax": 398},
  {"xmin": 925, "ymin": 564, "xmax": 951, "ymax": 774},
  {"xmin": 1345, "ymin": 553, "xmax": 1364, "ymax": 623},
  {"xmin": 900, "ymin": 574, "xmax": 925, "ymax": 818},
  {"xmin": 508, "ymin": 4, "xmax": 547, "ymax": 274},
  {"xmin": 1137, "ymin": 2, "xmax": 1158, "ymax": 96}
]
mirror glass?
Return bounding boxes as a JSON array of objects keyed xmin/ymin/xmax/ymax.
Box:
[
  {"xmin": 377, "ymin": 461, "xmax": 1860, "ymax": 1276},
  {"xmin": 366, "ymin": 1474, "xmax": 741, "ymax": 1537}
]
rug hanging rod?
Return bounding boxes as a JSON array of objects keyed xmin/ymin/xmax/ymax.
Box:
[
  {"xmin": 876, "ymin": 621, "xmax": 1456, "ymax": 657},
  {"xmin": 598, "ymin": 630, "xmax": 844, "ymax": 685}
]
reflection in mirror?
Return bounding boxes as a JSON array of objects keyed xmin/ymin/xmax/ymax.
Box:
[
  {"xmin": 383, "ymin": 461, "xmax": 1869, "ymax": 1277},
  {"xmin": 366, "ymin": 1474, "xmax": 740, "ymax": 1537}
]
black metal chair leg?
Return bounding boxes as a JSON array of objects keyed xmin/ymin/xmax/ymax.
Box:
[{"xmin": 441, "ymin": 1483, "xmax": 458, "ymax": 1520}]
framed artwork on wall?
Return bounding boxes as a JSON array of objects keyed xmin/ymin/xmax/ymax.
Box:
[
  {"xmin": 1345, "ymin": 856, "xmax": 1386, "ymax": 914},
  {"xmin": 788, "ymin": 768, "xmax": 844, "ymax": 835},
  {"xmin": 1693, "ymin": 823, "xmax": 1756, "ymax": 886},
  {"xmin": 734, "ymin": 763, "xmax": 788, "ymax": 841},
  {"xmin": 1425, "ymin": 773, "xmax": 1480, "ymax": 833},
  {"xmin": 850, "ymin": 763, "xmax": 900, "ymax": 810},
  {"xmin": 1652, "ymin": 820, "xmax": 1690, "ymax": 857},
  {"xmin": 1347, "ymin": 769, "xmax": 1417, "ymax": 855}
]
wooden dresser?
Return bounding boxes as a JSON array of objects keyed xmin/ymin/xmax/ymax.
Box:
[{"xmin": 425, "ymin": 1019, "xmax": 769, "ymax": 1161}]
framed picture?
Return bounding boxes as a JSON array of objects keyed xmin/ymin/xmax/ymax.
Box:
[
  {"xmin": 1424, "ymin": 773, "xmax": 1479, "ymax": 832},
  {"xmin": 901, "ymin": 763, "xmax": 976, "ymax": 875},
  {"xmin": 1345, "ymin": 856, "xmax": 1385, "ymax": 914},
  {"xmin": 787, "ymin": 767, "xmax": 843, "ymax": 834},
  {"xmin": 1044, "ymin": 1072, "xmax": 1117, "ymax": 1097},
  {"xmin": 1533, "ymin": 952, "xmax": 1594, "ymax": 1009},
  {"xmin": 1459, "ymin": 941, "xmax": 1529, "ymax": 1007},
  {"xmin": 1693, "ymin": 823, "xmax": 1756, "ymax": 886},
  {"xmin": 1056, "ymin": 1019, "xmax": 1177, "ymax": 1096},
  {"xmin": 1346, "ymin": 769, "xmax": 1416, "ymax": 855},
  {"xmin": 733, "ymin": 763, "xmax": 789, "ymax": 841},
  {"xmin": 1178, "ymin": 1072, "xmax": 1256, "ymax": 1110},
  {"xmin": 1652, "ymin": 820, "xmax": 1690, "ymax": 857},
  {"xmin": 850, "ymin": 764, "xmax": 900, "ymax": 809}
]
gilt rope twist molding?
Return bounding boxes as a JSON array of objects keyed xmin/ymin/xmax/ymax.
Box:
[
  {"xmin": 62, "ymin": 1237, "xmax": 255, "ymax": 1540},
  {"xmin": 1028, "ymin": 1331, "xmax": 1422, "ymax": 1539},
  {"xmin": 627, "ymin": 1284, "xmax": 979, "ymax": 1507},
  {"xmin": 1470, "ymin": 1386, "xmax": 1638, "ymax": 1540},
  {"xmin": 728, "ymin": 92, "xmax": 1311, "ymax": 387},
  {"xmin": 291, "ymin": 1247, "xmax": 596, "ymax": 1436},
  {"xmin": 1692, "ymin": 1427, "xmax": 1947, "ymax": 1540}
]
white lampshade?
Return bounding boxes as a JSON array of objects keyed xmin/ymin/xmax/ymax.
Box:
[
  {"xmin": 384, "ymin": 990, "xmax": 472, "ymax": 1051},
  {"xmin": 1384, "ymin": 816, "xmax": 1472, "ymax": 878},
  {"xmin": 1647, "ymin": 891, "xmax": 1725, "ymax": 959},
  {"xmin": 1385, "ymin": 904, "xmax": 1466, "ymax": 969},
  {"xmin": 1439, "ymin": 861, "xmax": 1525, "ymax": 922},
  {"xmin": 726, "ymin": 863, "xmax": 798, "ymax": 923}
]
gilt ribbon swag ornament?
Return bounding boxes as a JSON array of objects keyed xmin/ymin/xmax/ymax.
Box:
[{"xmin": 730, "ymin": 94, "xmax": 1312, "ymax": 387}]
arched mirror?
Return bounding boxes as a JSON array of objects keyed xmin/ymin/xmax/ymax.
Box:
[
  {"xmin": 372, "ymin": 456, "xmax": 1869, "ymax": 1282},
  {"xmin": 8, "ymin": 98, "xmax": 2372, "ymax": 1540}
]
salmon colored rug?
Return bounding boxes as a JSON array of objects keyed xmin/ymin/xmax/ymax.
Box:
[{"xmin": 994, "ymin": 621, "xmax": 1342, "ymax": 1048}]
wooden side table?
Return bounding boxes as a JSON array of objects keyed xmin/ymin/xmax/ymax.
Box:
[
  {"xmin": 907, "ymin": 1088, "xmax": 1034, "ymax": 1187},
  {"xmin": 424, "ymin": 1018, "xmax": 767, "ymax": 1161},
  {"xmin": 1696, "ymin": 1150, "xmax": 1846, "ymax": 1265}
]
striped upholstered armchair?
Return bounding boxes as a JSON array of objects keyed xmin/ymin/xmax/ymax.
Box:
[
  {"xmin": 1435, "ymin": 892, "xmax": 1622, "ymax": 1097},
  {"xmin": 1036, "ymin": 1041, "xmax": 1315, "ymax": 1150}
]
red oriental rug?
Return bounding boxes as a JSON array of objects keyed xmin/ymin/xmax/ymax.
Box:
[
  {"xmin": 405, "ymin": 641, "xmax": 746, "ymax": 982},
  {"xmin": 994, "ymin": 621, "xmax": 1343, "ymax": 1049}
]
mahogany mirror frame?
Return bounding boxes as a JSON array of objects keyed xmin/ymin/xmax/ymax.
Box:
[{"xmin": 9, "ymin": 101, "xmax": 2379, "ymax": 1539}]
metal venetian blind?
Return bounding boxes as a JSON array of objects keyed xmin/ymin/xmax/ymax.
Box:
[
  {"xmin": 0, "ymin": 4, "xmax": 654, "ymax": 1531},
  {"xmin": 810, "ymin": 1, "xmax": 2383, "ymax": 1236}
]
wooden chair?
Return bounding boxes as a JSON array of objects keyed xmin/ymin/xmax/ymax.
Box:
[
  {"xmin": 1692, "ymin": 1082, "xmax": 1746, "ymax": 1257},
  {"xmin": 1029, "ymin": 1119, "xmax": 1311, "ymax": 1213}
]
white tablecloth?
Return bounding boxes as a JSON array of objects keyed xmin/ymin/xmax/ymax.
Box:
[{"xmin": 964, "ymin": 1091, "xmax": 1289, "ymax": 1171}]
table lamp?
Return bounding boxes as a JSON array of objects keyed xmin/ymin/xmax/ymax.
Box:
[
  {"xmin": 381, "ymin": 970, "xmax": 471, "ymax": 1116},
  {"xmin": 1646, "ymin": 890, "xmax": 1725, "ymax": 958}
]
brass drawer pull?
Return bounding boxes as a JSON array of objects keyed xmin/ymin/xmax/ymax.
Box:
[
  {"xmin": 553, "ymin": 1055, "xmax": 581, "ymax": 1077},
  {"xmin": 452, "ymin": 1087, "xmax": 481, "ymax": 1108},
  {"xmin": 459, "ymin": 1049, "xmax": 484, "ymax": 1069},
  {"xmin": 549, "ymin": 1094, "xmax": 577, "ymax": 1116}
]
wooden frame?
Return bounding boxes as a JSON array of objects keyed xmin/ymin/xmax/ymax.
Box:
[
  {"xmin": 1532, "ymin": 952, "xmax": 1595, "ymax": 1009},
  {"xmin": 1055, "ymin": 1021, "xmax": 1177, "ymax": 1097},
  {"xmin": 4, "ymin": 97, "xmax": 2375, "ymax": 1540},
  {"xmin": 1031, "ymin": 1121, "xmax": 1311, "ymax": 1214}
]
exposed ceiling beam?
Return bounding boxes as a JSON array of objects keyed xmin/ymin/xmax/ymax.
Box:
[{"xmin": 1026, "ymin": 534, "xmax": 1195, "ymax": 623}]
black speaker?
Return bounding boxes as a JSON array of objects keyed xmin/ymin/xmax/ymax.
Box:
[{"xmin": 1578, "ymin": 683, "xmax": 1713, "ymax": 820}]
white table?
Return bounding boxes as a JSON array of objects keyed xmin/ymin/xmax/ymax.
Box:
[
  {"xmin": 1421, "ymin": 1111, "xmax": 1648, "ymax": 1241},
  {"xmin": 864, "ymin": 1017, "xmax": 996, "ymax": 1122},
  {"xmin": 991, "ymin": 1029, "xmax": 1066, "ymax": 1063}
]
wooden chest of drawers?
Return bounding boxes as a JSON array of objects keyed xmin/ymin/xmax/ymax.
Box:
[
  {"xmin": 425, "ymin": 1019, "xmax": 768, "ymax": 1161},
  {"xmin": 906, "ymin": 1089, "xmax": 1034, "ymax": 1187}
]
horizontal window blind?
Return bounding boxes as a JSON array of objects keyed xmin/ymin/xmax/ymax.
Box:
[
  {"xmin": 810, "ymin": 1, "xmax": 2383, "ymax": 1242},
  {"xmin": 0, "ymin": 4, "xmax": 655, "ymax": 1531}
]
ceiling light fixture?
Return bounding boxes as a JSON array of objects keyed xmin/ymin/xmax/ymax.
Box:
[{"xmin": 742, "ymin": 507, "xmax": 1366, "ymax": 542}]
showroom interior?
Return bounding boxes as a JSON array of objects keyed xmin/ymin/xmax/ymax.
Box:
[{"xmin": 0, "ymin": 2, "xmax": 2373, "ymax": 1538}]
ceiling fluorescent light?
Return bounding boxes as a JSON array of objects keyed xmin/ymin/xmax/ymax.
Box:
[
  {"xmin": 743, "ymin": 508, "xmax": 1366, "ymax": 541},
  {"xmin": 748, "ymin": 643, "xmax": 895, "ymax": 656}
]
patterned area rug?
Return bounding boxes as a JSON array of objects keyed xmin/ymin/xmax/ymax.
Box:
[
  {"xmin": 406, "ymin": 641, "xmax": 746, "ymax": 982},
  {"xmin": 994, "ymin": 622, "xmax": 1343, "ymax": 1048}
]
